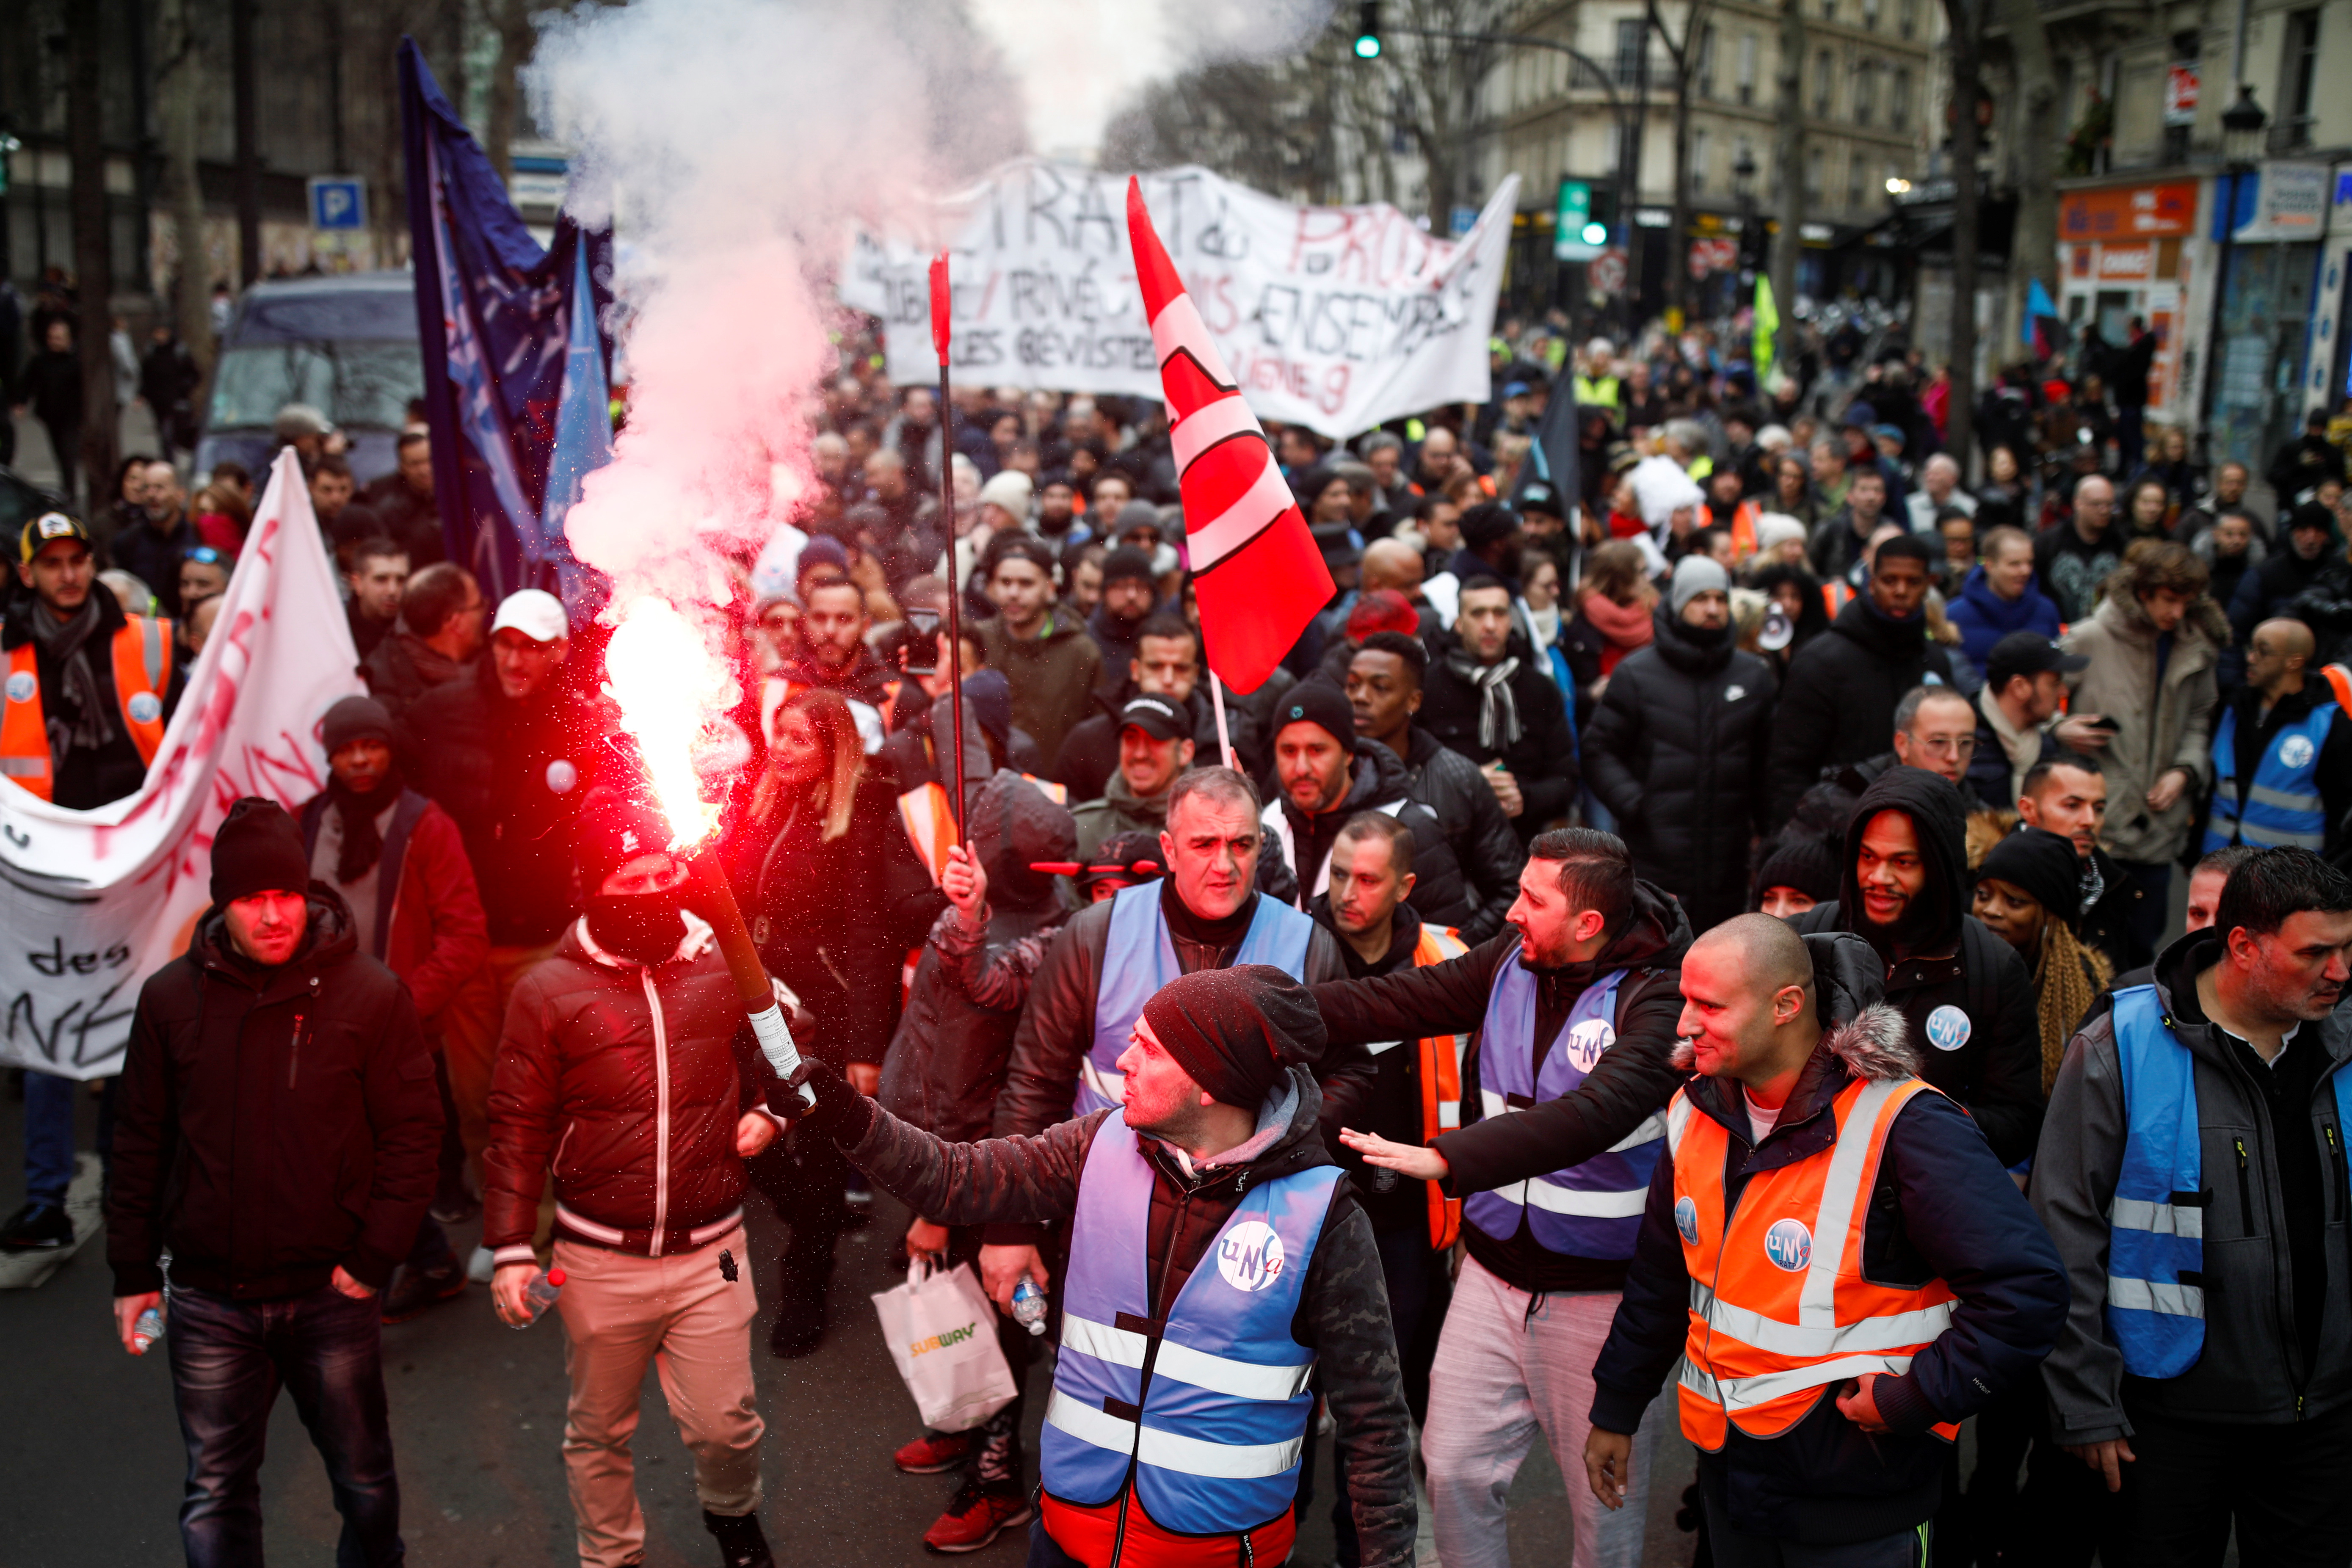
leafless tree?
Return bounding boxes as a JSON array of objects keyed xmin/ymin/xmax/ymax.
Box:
[
  {"xmin": 1655, "ymin": 0, "xmax": 1717, "ymax": 321},
  {"xmin": 1997, "ymin": 0, "xmax": 2058, "ymax": 362},
  {"xmin": 67, "ymin": 0, "xmax": 118, "ymax": 508},
  {"xmin": 156, "ymin": 0, "xmax": 213, "ymax": 365},
  {"xmin": 1769, "ymin": 0, "xmax": 1806, "ymax": 366}
]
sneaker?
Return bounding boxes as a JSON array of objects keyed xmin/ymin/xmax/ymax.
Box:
[
  {"xmin": 702, "ymin": 1508, "xmax": 775, "ymax": 1568},
  {"xmin": 0, "ymin": 1203, "xmax": 72, "ymax": 1251},
  {"xmin": 467, "ymin": 1245, "xmax": 498, "ymax": 1284},
  {"xmin": 381, "ymin": 1262, "xmax": 467, "ymax": 1324},
  {"xmin": 894, "ymin": 1431, "xmax": 974, "ymax": 1474},
  {"xmin": 922, "ymin": 1482, "xmax": 1034, "ymax": 1554}
]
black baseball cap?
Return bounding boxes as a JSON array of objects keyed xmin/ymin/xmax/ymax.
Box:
[
  {"xmin": 18, "ymin": 511, "xmax": 91, "ymax": 564},
  {"xmin": 1119, "ymin": 694, "xmax": 1189, "ymax": 743},
  {"xmin": 1986, "ymin": 631, "xmax": 2090, "ymax": 690},
  {"xmin": 1518, "ymin": 480, "xmax": 1565, "ymax": 519}
]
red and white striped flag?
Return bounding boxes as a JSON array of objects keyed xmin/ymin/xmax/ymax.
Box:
[{"xmin": 1129, "ymin": 178, "xmax": 1333, "ymax": 695}]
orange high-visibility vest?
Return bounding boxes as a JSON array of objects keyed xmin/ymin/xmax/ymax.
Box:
[
  {"xmin": 897, "ymin": 774, "xmax": 1070, "ymax": 886},
  {"xmin": 1727, "ymin": 500, "xmax": 1763, "ymax": 563},
  {"xmin": 2324, "ymin": 664, "xmax": 2352, "ymax": 716},
  {"xmin": 1413, "ymin": 923, "xmax": 1471, "ymax": 1249},
  {"xmin": 1, "ymin": 616, "xmax": 174, "ymax": 802},
  {"xmin": 1667, "ymin": 1074, "xmax": 1961, "ymax": 1452},
  {"xmin": 1822, "ymin": 581, "xmax": 1855, "ymax": 618}
]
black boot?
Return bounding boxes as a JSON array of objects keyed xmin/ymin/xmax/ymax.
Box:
[
  {"xmin": 703, "ymin": 1508, "xmax": 775, "ymax": 1568},
  {"xmin": 767, "ymin": 1252, "xmax": 832, "ymax": 1358}
]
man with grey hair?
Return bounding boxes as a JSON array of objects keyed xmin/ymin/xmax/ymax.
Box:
[
  {"xmin": 1336, "ymin": 457, "xmax": 1396, "ymax": 537},
  {"xmin": 1905, "ymin": 453, "xmax": 1976, "ymax": 534},
  {"xmin": 2034, "ymin": 473, "xmax": 2120, "ymax": 621},
  {"xmin": 1360, "ymin": 431, "xmax": 1415, "ymax": 515}
]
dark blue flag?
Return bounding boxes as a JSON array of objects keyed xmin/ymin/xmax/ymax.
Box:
[{"xmin": 398, "ymin": 37, "xmax": 616, "ymax": 610}]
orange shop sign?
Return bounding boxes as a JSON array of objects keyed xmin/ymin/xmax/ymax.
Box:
[{"xmin": 2060, "ymin": 182, "xmax": 2198, "ymax": 240}]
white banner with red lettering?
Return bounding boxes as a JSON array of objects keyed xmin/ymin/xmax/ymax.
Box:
[
  {"xmin": 0, "ymin": 450, "xmax": 363, "ymax": 1078},
  {"xmin": 841, "ymin": 160, "xmax": 1520, "ymax": 440}
]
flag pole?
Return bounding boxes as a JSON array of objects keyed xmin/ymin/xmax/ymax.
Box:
[
  {"xmin": 1198, "ymin": 616, "xmax": 1237, "ymax": 772},
  {"xmin": 926, "ymin": 255, "xmax": 969, "ymax": 847}
]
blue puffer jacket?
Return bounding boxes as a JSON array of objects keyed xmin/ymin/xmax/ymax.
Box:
[
  {"xmin": 1945, "ymin": 565, "xmax": 2065, "ymax": 675},
  {"xmin": 1588, "ymin": 932, "xmax": 2068, "ymax": 1546}
]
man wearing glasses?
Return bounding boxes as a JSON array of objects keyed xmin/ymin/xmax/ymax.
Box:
[{"xmin": 1889, "ymin": 685, "xmax": 1992, "ymax": 806}]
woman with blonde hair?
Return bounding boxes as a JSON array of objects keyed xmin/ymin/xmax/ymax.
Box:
[{"xmin": 723, "ymin": 687, "xmax": 943, "ymax": 1354}]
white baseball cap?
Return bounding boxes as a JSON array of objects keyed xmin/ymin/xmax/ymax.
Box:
[{"xmin": 490, "ymin": 588, "xmax": 569, "ymax": 643}]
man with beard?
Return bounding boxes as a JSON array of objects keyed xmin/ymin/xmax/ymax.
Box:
[
  {"xmin": 1, "ymin": 512, "xmax": 182, "ymax": 1254},
  {"xmin": 1787, "ymin": 766, "xmax": 2045, "ymax": 1165},
  {"xmin": 485, "ymin": 791, "xmax": 787, "ymax": 1568},
  {"xmin": 1083, "ymin": 547, "xmax": 1159, "ymax": 696},
  {"xmin": 296, "ymin": 698, "xmax": 488, "ymax": 1321},
  {"xmin": 767, "ymin": 576, "xmax": 899, "ymax": 754},
  {"xmin": 359, "ymin": 430, "xmax": 445, "ymax": 568},
  {"xmin": 1322, "ymin": 830, "xmax": 1692, "ymax": 1568},
  {"xmin": 2035, "ymin": 848, "xmax": 2352, "ymax": 1566},
  {"xmin": 1069, "ymin": 694, "xmax": 1193, "ymax": 863}
]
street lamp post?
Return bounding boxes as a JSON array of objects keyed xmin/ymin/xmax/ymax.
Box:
[
  {"xmin": 2203, "ymin": 85, "xmax": 2268, "ymax": 470},
  {"xmin": 1734, "ymin": 144, "xmax": 1759, "ymax": 283}
]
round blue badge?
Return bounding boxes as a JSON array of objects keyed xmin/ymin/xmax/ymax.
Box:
[
  {"xmin": 127, "ymin": 691, "xmax": 163, "ymax": 725},
  {"xmin": 5, "ymin": 671, "xmax": 34, "ymax": 703},
  {"xmin": 1763, "ymin": 1217, "xmax": 1813, "ymax": 1271},
  {"xmin": 1675, "ymin": 1195, "xmax": 1700, "ymax": 1246},
  {"xmin": 1924, "ymin": 1005, "xmax": 1972, "ymax": 1052}
]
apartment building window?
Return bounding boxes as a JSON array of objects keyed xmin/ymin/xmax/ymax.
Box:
[
  {"xmin": 1815, "ymin": 49, "xmax": 1835, "ymax": 115},
  {"xmin": 1900, "ymin": 0, "xmax": 1918, "ymax": 37},
  {"xmin": 1738, "ymin": 33, "xmax": 1758, "ymax": 104},
  {"xmin": 1863, "ymin": 0, "xmax": 1880, "ymax": 30},
  {"xmin": 1891, "ymin": 66, "xmax": 1912, "ymax": 128},
  {"xmin": 2282, "ymin": 10, "xmax": 2320, "ymax": 147},
  {"xmin": 1822, "ymin": 0, "xmax": 1836, "ymax": 21},
  {"xmin": 1847, "ymin": 152, "xmax": 1866, "ymax": 207},
  {"xmin": 1806, "ymin": 146, "xmax": 1826, "ymax": 199},
  {"xmin": 1855, "ymin": 61, "xmax": 1876, "ymax": 125},
  {"xmin": 1698, "ymin": 24, "xmax": 1718, "ymax": 99},
  {"xmin": 1692, "ymin": 127, "xmax": 1711, "ymax": 192},
  {"xmin": 1616, "ymin": 18, "xmax": 1647, "ymax": 85}
]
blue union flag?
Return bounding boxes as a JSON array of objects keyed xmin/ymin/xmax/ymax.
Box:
[{"xmin": 398, "ymin": 38, "xmax": 615, "ymax": 610}]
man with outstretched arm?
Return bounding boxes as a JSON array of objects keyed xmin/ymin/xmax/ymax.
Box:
[
  {"xmin": 1322, "ymin": 828, "xmax": 1691, "ymax": 1568},
  {"xmin": 1582, "ymin": 916, "xmax": 2066, "ymax": 1564},
  {"xmin": 781, "ymin": 966, "xmax": 1417, "ymax": 1568}
]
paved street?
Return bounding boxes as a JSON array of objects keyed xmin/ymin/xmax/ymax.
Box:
[{"xmin": 0, "ymin": 1085, "xmax": 1698, "ymax": 1566}]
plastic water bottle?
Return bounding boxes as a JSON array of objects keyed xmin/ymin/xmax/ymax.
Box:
[
  {"xmin": 1010, "ymin": 1275, "xmax": 1047, "ymax": 1337},
  {"xmin": 511, "ymin": 1267, "xmax": 566, "ymax": 1329},
  {"xmin": 131, "ymin": 1306, "xmax": 166, "ymax": 1356}
]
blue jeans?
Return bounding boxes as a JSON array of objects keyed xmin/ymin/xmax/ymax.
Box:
[
  {"xmin": 166, "ymin": 1283, "xmax": 405, "ymax": 1568},
  {"xmin": 23, "ymin": 1068, "xmax": 77, "ymax": 1207}
]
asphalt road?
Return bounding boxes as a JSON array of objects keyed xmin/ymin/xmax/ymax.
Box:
[{"xmin": 0, "ymin": 1084, "xmax": 1699, "ymax": 1566}]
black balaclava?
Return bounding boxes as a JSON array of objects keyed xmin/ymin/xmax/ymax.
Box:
[{"xmin": 577, "ymin": 789, "xmax": 689, "ymax": 967}]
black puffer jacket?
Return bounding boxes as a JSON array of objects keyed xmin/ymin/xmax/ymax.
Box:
[
  {"xmin": 406, "ymin": 658, "xmax": 605, "ymax": 947},
  {"xmin": 848, "ymin": 1068, "xmax": 1417, "ymax": 1568},
  {"xmin": 106, "ymin": 888, "xmax": 441, "ymax": 1299},
  {"xmin": 1419, "ymin": 627, "xmax": 1579, "ymax": 836},
  {"xmin": 880, "ymin": 770, "xmax": 1075, "ymax": 1143},
  {"xmin": 1584, "ymin": 608, "xmax": 1777, "ymax": 933},
  {"xmin": 1264, "ymin": 737, "xmax": 1482, "ymax": 940},
  {"xmin": 1789, "ymin": 765, "xmax": 2045, "ymax": 1165},
  {"xmin": 1765, "ymin": 595, "xmax": 1957, "ymax": 827},
  {"xmin": 1396, "ymin": 727, "xmax": 1526, "ymax": 944}
]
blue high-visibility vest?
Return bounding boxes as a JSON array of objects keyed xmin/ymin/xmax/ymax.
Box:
[
  {"xmin": 2107, "ymin": 984, "xmax": 2352, "ymax": 1377},
  {"xmin": 2206, "ymin": 700, "xmax": 2338, "ymax": 852},
  {"xmin": 1079, "ymin": 884, "xmax": 1314, "ymax": 1117},
  {"xmin": 1461, "ymin": 964, "xmax": 1664, "ymax": 1259},
  {"xmin": 1041, "ymin": 1110, "xmax": 1339, "ymax": 1533}
]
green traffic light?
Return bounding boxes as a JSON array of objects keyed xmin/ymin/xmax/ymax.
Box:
[
  {"xmin": 1354, "ymin": 33, "xmax": 1382, "ymax": 58},
  {"xmin": 1580, "ymin": 221, "xmax": 1609, "ymax": 245}
]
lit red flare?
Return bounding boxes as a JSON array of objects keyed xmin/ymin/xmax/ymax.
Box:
[{"xmin": 602, "ymin": 595, "xmax": 729, "ymax": 850}]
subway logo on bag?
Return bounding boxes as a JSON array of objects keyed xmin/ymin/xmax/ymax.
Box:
[{"xmin": 911, "ymin": 1322, "xmax": 981, "ymax": 1356}]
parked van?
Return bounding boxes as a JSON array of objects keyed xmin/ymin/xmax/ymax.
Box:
[{"xmin": 194, "ymin": 272, "xmax": 423, "ymax": 487}]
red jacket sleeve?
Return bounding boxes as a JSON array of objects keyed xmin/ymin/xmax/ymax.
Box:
[{"xmin": 400, "ymin": 804, "xmax": 490, "ymax": 1021}]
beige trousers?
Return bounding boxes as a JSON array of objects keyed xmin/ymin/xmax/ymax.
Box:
[{"xmin": 553, "ymin": 1226, "xmax": 765, "ymax": 1568}]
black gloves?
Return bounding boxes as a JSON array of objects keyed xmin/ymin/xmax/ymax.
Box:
[{"xmin": 770, "ymin": 1058, "xmax": 876, "ymax": 1147}]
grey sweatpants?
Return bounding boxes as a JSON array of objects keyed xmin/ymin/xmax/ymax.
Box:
[{"xmin": 1422, "ymin": 1255, "xmax": 1664, "ymax": 1568}]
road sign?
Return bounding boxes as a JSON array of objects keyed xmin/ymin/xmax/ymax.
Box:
[
  {"xmin": 309, "ymin": 176, "xmax": 367, "ymax": 232},
  {"xmin": 1556, "ymin": 179, "xmax": 1603, "ymax": 261},
  {"xmin": 1590, "ymin": 248, "xmax": 1629, "ymax": 294}
]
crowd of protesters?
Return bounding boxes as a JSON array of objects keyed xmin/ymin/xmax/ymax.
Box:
[{"xmin": 6, "ymin": 290, "xmax": 2352, "ymax": 1568}]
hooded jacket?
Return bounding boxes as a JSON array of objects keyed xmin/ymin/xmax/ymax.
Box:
[
  {"xmin": 1308, "ymin": 880, "xmax": 1695, "ymax": 1292},
  {"xmin": 2060, "ymin": 582, "xmax": 2222, "ymax": 864},
  {"xmin": 106, "ymin": 887, "xmax": 442, "ymax": 1299},
  {"xmin": 484, "ymin": 913, "xmax": 781, "ymax": 1261},
  {"xmin": 1590, "ymin": 931, "xmax": 2068, "ymax": 1544},
  {"xmin": 1585, "ymin": 607, "xmax": 1778, "ymax": 933},
  {"xmin": 1070, "ymin": 764, "xmax": 1171, "ymax": 863},
  {"xmin": 1766, "ymin": 594, "xmax": 1958, "ymax": 828},
  {"xmin": 846, "ymin": 1069, "xmax": 1417, "ymax": 1568},
  {"xmin": 2035, "ymin": 930, "xmax": 2352, "ymax": 1438},
  {"xmin": 972, "ymin": 610, "xmax": 1104, "ymax": 773},
  {"xmin": 880, "ymin": 770, "xmax": 1076, "ymax": 1145},
  {"xmin": 1945, "ymin": 565, "xmax": 2065, "ymax": 674},
  {"xmin": 1789, "ymin": 767, "xmax": 2045, "ymax": 1165},
  {"xmin": 1265, "ymin": 737, "xmax": 1480, "ymax": 941}
]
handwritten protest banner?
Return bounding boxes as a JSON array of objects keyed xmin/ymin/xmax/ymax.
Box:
[
  {"xmin": 0, "ymin": 451, "xmax": 363, "ymax": 1079},
  {"xmin": 841, "ymin": 160, "xmax": 1520, "ymax": 440}
]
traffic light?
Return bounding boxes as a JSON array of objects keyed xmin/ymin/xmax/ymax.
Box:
[
  {"xmin": 1353, "ymin": 2, "xmax": 1382, "ymax": 58},
  {"xmin": 1586, "ymin": 185, "xmax": 1619, "ymax": 245},
  {"xmin": 1555, "ymin": 179, "xmax": 1598, "ymax": 260}
]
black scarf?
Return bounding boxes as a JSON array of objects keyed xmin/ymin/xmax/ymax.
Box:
[
  {"xmin": 328, "ymin": 770, "xmax": 402, "ymax": 884},
  {"xmin": 587, "ymin": 892, "xmax": 688, "ymax": 967},
  {"xmin": 25, "ymin": 596, "xmax": 114, "ymax": 757}
]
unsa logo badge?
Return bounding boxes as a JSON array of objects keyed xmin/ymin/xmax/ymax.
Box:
[
  {"xmin": 5, "ymin": 671, "xmax": 34, "ymax": 703},
  {"xmin": 1924, "ymin": 1005, "xmax": 1972, "ymax": 1051},
  {"xmin": 126, "ymin": 691, "xmax": 163, "ymax": 725},
  {"xmin": 1563, "ymin": 1017, "xmax": 1617, "ymax": 1074},
  {"xmin": 2281, "ymin": 734, "xmax": 2318, "ymax": 769},
  {"xmin": 1763, "ymin": 1217, "xmax": 1813, "ymax": 1271},
  {"xmin": 1674, "ymin": 1195, "xmax": 1700, "ymax": 1245},
  {"xmin": 1217, "ymin": 1220, "xmax": 1286, "ymax": 1292}
]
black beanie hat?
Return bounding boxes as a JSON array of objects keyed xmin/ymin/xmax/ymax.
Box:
[
  {"xmin": 1100, "ymin": 546, "xmax": 1158, "ymax": 590},
  {"xmin": 1140, "ymin": 964, "xmax": 1325, "ymax": 1110},
  {"xmin": 574, "ymin": 788, "xmax": 676, "ymax": 890},
  {"xmin": 320, "ymin": 696, "xmax": 395, "ymax": 758},
  {"xmin": 1270, "ymin": 678, "xmax": 1355, "ymax": 752},
  {"xmin": 1978, "ymin": 826, "xmax": 2084, "ymax": 925},
  {"xmin": 210, "ymin": 797, "xmax": 312, "ymax": 906},
  {"xmin": 1755, "ymin": 834, "xmax": 1841, "ymax": 905}
]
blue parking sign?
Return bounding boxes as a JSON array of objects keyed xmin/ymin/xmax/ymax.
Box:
[{"xmin": 309, "ymin": 177, "xmax": 366, "ymax": 232}]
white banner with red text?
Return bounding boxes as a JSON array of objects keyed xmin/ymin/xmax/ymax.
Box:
[
  {"xmin": 841, "ymin": 159, "xmax": 1520, "ymax": 441},
  {"xmin": 0, "ymin": 450, "xmax": 364, "ymax": 1079}
]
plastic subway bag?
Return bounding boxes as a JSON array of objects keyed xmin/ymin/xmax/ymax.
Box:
[{"xmin": 870, "ymin": 1258, "xmax": 1019, "ymax": 1432}]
